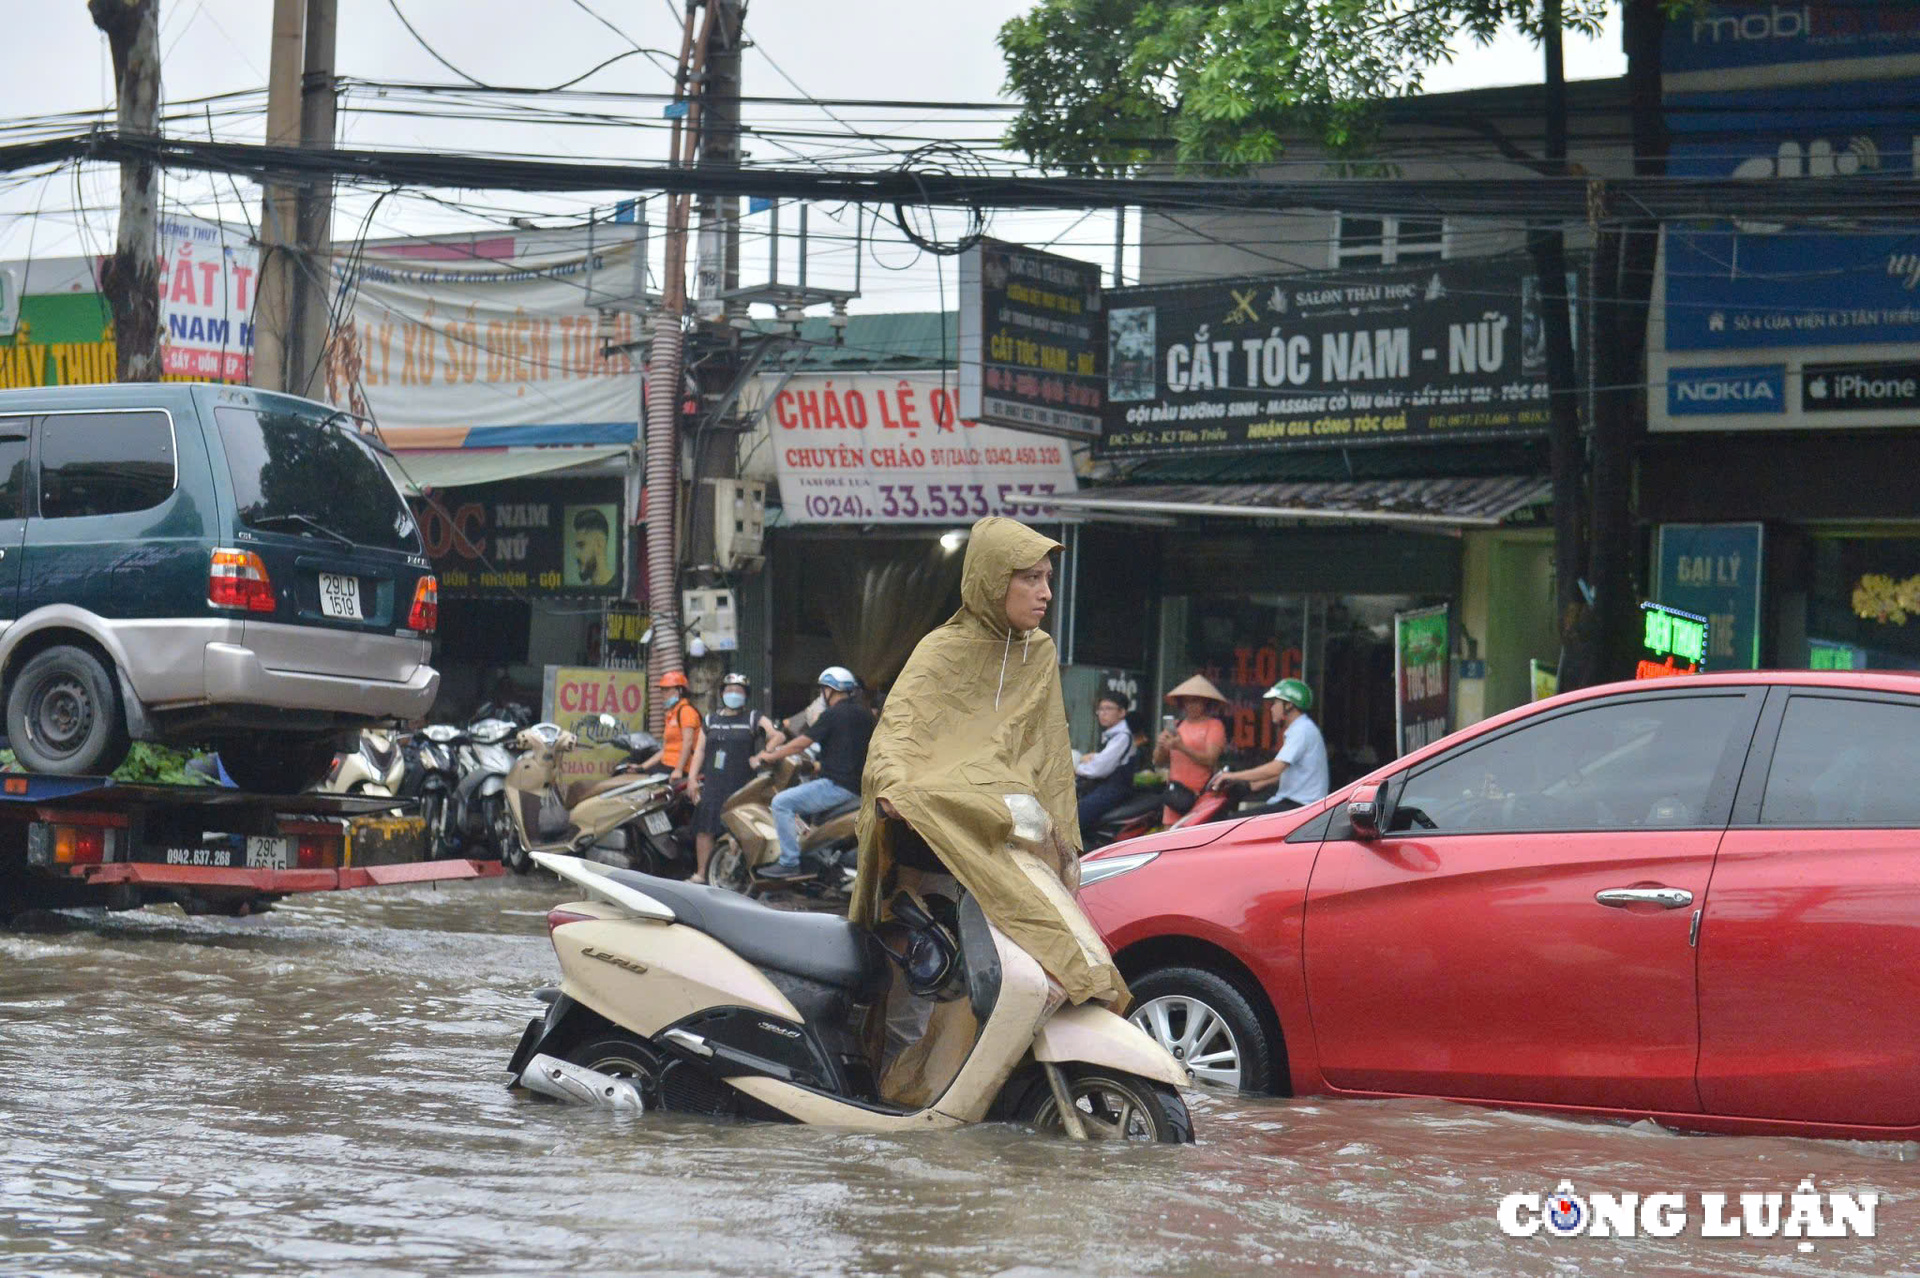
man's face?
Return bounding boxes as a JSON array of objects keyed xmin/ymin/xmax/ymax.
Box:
[
  {"xmin": 1268, "ymin": 698, "xmax": 1293, "ymax": 726},
  {"xmin": 1004, "ymin": 559, "xmax": 1053, "ymax": 632},
  {"xmin": 1095, "ymin": 699, "xmax": 1126, "ymax": 729},
  {"xmin": 573, "ymin": 527, "xmax": 607, "ymax": 581}
]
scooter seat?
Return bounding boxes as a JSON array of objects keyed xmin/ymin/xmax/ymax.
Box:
[
  {"xmin": 814, "ymin": 795, "xmax": 862, "ymax": 823},
  {"xmin": 598, "ymin": 867, "xmax": 890, "ymax": 1000},
  {"xmin": 1098, "ymin": 790, "xmax": 1163, "ymax": 827}
]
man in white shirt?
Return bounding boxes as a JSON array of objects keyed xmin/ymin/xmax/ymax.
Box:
[
  {"xmin": 1075, "ymin": 691, "xmax": 1138, "ymax": 839},
  {"xmin": 1213, "ymin": 678, "xmax": 1330, "ymax": 811}
]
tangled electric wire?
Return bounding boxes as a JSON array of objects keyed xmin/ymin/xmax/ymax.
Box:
[{"xmin": 891, "ymin": 143, "xmax": 991, "ymax": 257}]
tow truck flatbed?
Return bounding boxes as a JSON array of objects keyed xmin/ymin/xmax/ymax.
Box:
[{"xmin": 0, "ymin": 773, "xmax": 502, "ymax": 918}]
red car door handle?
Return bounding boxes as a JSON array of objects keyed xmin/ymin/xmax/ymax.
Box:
[{"xmin": 1595, "ymin": 887, "xmax": 1694, "ymax": 909}]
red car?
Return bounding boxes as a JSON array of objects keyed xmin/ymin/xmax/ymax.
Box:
[{"xmin": 1079, "ymin": 671, "xmax": 1920, "ymax": 1141}]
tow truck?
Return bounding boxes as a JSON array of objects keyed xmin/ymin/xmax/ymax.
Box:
[{"xmin": 0, "ymin": 772, "xmax": 501, "ymax": 919}]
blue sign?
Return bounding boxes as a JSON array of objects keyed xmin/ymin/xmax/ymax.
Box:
[
  {"xmin": 1664, "ymin": 78, "xmax": 1920, "ymax": 352},
  {"xmin": 1668, "ymin": 363, "xmax": 1787, "ymax": 414},
  {"xmin": 1655, "ymin": 523, "xmax": 1766, "ymax": 670},
  {"xmin": 747, "ymin": 197, "xmax": 772, "ymax": 215},
  {"xmin": 1664, "ymin": 3, "xmax": 1920, "ymax": 77}
]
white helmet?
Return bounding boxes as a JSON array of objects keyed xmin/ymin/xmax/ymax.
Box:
[{"xmin": 817, "ymin": 665, "xmax": 858, "ymax": 693}]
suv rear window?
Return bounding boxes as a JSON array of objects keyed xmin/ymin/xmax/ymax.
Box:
[{"xmin": 215, "ymin": 406, "xmax": 420, "ymax": 553}]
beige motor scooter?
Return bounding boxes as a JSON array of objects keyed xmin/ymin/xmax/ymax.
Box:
[
  {"xmin": 496, "ymin": 721, "xmax": 670, "ymax": 870},
  {"xmin": 706, "ymin": 757, "xmax": 860, "ymax": 897},
  {"xmin": 505, "ymin": 804, "xmax": 1194, "ymax": 1141}
]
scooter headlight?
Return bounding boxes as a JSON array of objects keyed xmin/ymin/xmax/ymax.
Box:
[{"xmin": 1078, "ymin": 850, "xmax": 1159, "ymax": 888}]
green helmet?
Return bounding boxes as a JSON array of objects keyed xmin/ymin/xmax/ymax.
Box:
[{"xmin": 1264, "ymin": 678, "xmax": 1313, "ymax": 712}]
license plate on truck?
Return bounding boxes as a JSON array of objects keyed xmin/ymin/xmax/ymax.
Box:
[{"xmin": 318, "ymin": 572, "xmax": 363, "ymax": 619}]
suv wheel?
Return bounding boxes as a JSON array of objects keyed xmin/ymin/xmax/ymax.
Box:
[
  {"xmin": 216, "ymin": 735, "xmax": 340, "ymax": 795},
  {"xmin": 6, "ymin": 646, "xmax": 130, "ymax": 776}
]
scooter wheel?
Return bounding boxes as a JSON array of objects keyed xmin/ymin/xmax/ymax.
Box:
[
  {"xmin": 1008, "ymin": 1066, "xmax": 1193, "ymax": 1143},
  {"xmin": 707, "ymin": 836, "xmax": 751, "ymax": 894},
  {"xmin": 565, "ymin": 1031, "xmax": 666, "ymax": 1105}
]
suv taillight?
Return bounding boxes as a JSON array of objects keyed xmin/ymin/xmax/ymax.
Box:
[
  {"xmin": 208, "ymin": 548, "xmax": 276, "ymax": 612},
  {"xmin": 408, "ymin": 575, "xmax": 439, "ymax": 634}
]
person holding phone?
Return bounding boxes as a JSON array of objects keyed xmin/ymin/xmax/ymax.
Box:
[{"xmin": 1154, "ymin": 674, "xmax": 1228, "ymax": 823}]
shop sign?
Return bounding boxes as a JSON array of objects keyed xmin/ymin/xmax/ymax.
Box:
[
  {"xmin": 1809, "ymin": 638, "xmax": 1867, "ymax": 670},
  {"xmin": 1530, "ymin": 658, "xmax": 1560, "ymax": 702},
  {"xmin": 1638, "ymin": 602, "xmax": 1711, "ymax": 679},
  {"xmin": 1802, "ymin": 360, "xmax": 1920, "ymax": 412},
  {"xmin": 413, "ymin": 477, "xmax": 623, "ymax": 597},
  {"xmin": 957, "ymin": 238, "xmax": 1105, "ymax": 440},
  {"xmin": 1654, "ymin": 523, "xmax": 1763, "ymax": 669},
  {"xmin": 1667, "ymin": 364, "xmax": 1785, "ymax": 416},
  {"xmin": 754, "ymin": 373, "xmax": 1078, "ymax": 525},
  {"xmin": 1394, "ymin": 606, "xmax": 1451, "ymax": 754},
  {"xmin": 1663, "ymin": 3, "xmax": 1920, "ymax": 81},
  {"xmin": 542, "ymin": 665, "xmax": 650, "ymax": 783},
  {"xmin": 1099, "ymin": 257, "xmax": 1551, "ymax": 458}
]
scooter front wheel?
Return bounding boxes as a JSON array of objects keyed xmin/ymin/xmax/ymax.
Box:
[
  {"xmin": 489, "ymin": 795, "xmax": 531, "ymax": 874},
  {"xmin": 707, "ymin": 835, "xmax": 751, "ymax": 894},
  {"xmin": 1011, "ymin": 1066, "xmax": 1193, "ymax": 1143}
]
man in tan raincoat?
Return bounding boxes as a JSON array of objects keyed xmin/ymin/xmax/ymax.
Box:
[{"xmin": 852, "ymin": 516, "xmax": 1128, "ymax": 1105}]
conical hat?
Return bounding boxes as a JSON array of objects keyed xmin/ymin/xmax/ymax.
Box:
[{"xmin": 1165, "ymin": 674, "xmax": 1228, "ymax": 705}]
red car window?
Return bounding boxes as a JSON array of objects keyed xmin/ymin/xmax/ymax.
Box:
[{"xmin": 1761, "ymin": 694, "xmax": 1920, "ymax": 827}]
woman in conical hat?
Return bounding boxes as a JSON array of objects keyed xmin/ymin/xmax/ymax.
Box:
[{"xmin": 1155, "ymin": 673, "xmax": 1228, "ymax": 823}]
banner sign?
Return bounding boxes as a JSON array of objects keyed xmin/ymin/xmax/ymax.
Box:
[
  {"xmin": 158, "ymin": 214, "xmax": 257, "ymax": 381},
  {"xmin": 332, "ymin": 232, "xmax": 641, "ymax": 445},
  {"xmin": 542, "ymin": 664, "xmax": 650, "ymax": 783},
  {"xmin": 957, "ymin": 238, "xmax": 1105, "ymax": 440},
  {"xmin": 1654, "ymin": 523, "xmax": 1764, "ymax": 669},
  {"xmin": 1663, "ymin": 4, "xmax": 1920, "ymax": 81},
  {"xmin": 1394, "ymin": 605, "xmax": 1451, "ymax": 755},
  {"xmin": 413, "ymin": 477, "xmax": 623, "ymax": 597},
  {"xmin": 749, "ymin": 373, "xmax": 1079, "ymax": 524},
  {"xmin": 1098, "ymin": 257, "xmax": 1552, "ymax": 457}
]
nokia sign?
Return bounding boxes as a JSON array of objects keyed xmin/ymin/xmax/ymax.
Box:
[{"xmin": 1667, "ymin": 364, "xmax": 1787, "ymax": 416}]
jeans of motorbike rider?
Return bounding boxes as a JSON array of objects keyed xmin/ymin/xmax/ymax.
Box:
[
  {"xmin": 769, "ymin": 776, "xmax": 857, "ymax": 868},
  {"xmin": 1075, "ymin": 771, "xmax": 1134, "ymax": 842}
]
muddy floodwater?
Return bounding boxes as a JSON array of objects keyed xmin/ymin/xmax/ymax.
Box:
[{"xmin": 3, "ymin": 878, "xmax": 1917, "ymax": 1277}]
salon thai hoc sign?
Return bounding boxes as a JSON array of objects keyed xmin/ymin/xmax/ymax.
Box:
[
  {"xmin": 1100, "ymin": 256, "xmax": 1554, "ymax": 457},
  {"xmin": 748, "ymin": 372, "xmax": 1079, "ymax": 525}
]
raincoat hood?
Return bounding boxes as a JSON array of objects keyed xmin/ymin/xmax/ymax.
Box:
[{"xmin": 852, "ymin": 516, "xmax": 1126, "ymax": 1007}]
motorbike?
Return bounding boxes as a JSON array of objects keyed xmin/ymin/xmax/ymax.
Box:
[
  {"xmin": 705, "ymin": 755, "xmax": 860, "ymax": 898},
  {"xmin": 507, "ymin": 847, "xmax": 1194, "ymax": 1140},
  {"xmin": 445, "ymin": 715, "xmax": 524, "ymax": 870},
  {"xmin": 1083, "ymin": 776, "xmax": 1253, "ymax": 851},
  {"xmin": 321, "ymin": 728, "xmax": 407, "ymax": 797},
  {"xmin": 405, "ymin": 724, "xmax": 463, "ymax": 859},
  {"xmin": 493, "ymin": 722, "xmax": 672, "ymax": 873}
]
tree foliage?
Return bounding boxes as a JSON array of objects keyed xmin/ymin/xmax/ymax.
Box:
[{"xmin": 999, "ymin": 0, "xmax": 1612, "ymax": 173}]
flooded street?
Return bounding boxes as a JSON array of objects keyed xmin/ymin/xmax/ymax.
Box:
[{"xmin": 3, "ymin": 878, "xmax": 1916, "ymax": 1277}]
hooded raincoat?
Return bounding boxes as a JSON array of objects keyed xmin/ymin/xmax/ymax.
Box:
[{"xmin": 852, "ymin": 516, "xmax": 1127, "ymax": 1009}]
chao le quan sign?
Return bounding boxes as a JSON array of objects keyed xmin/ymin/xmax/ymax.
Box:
[{"xmin": 1100, "ymin": 256, "xmax": 1554, "ymax": 457}]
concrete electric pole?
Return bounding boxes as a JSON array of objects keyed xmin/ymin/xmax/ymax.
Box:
[
  {"xmin": 87, "ymin": 0, "xmax": 162, "ymax": 382},
  {"xmin": 253, "ymin": 0, "xmax": 337, "ymax": 398}
]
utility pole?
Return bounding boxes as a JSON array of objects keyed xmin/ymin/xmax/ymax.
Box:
[
  {"xmin": 88, "ymin": 0, "xmax": 162, "ymax": 382},
  {"xmin": 644, "ymin": 0, "xmax": 721, "ymax": 729},
  {"xmin": 692, "ymin": 0, "xmax": 744, "ymax": 319},
  {"xmin": 253, "ymin": 0, "xmax": 337, "ymax": 397}
]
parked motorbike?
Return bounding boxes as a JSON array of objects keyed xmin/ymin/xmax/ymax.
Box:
[
  {"xmin": 1083, "ymin": 775, "xmax": 1254, "ymax": 852},
  {"xmin": 493, "ymin": 722, "xmax": 671, "ymax": 873},
  {"xmin": 446, "ymin": 716, "xmax": 523, "ymax": 870},
  {"xmin": 321, "ymin": 728, "xmax": 407, "ymax": 797},
  {"xmin": 405, "ymin": 724, "xmax": 462, "ymax": 859},
  {"xmin": 705, "ymin": 755, "xmax": 859, "ymax": 899},
  {"xmin": 507, "ymin": 849, "xmax": 1194, "ymax": 1140}
]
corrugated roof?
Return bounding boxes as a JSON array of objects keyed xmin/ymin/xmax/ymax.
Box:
[
  {"xmin": 747, "ymin": 311, "xmax": 957, "ymax": 370},
  {"xmin": 1010, "ymin": 475, "xmax": 1550, "ymax": 528}
]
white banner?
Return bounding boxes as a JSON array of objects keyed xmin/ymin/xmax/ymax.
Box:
[
  {"xmin": 159, "ymin": 214, "xmax": 256, "ymax": 381},
  {"xmin": 745, "ymin": 373, "xmax": 1079, "ymax": 524},
  {"xmin": 330, "ymin": 233, "xmax": 641, "ymax": 444}
]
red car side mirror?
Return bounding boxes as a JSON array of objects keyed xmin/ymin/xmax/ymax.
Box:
[{"xmin": 1347, "ymin": 782, "xmax": 1385, "ymax": 841}]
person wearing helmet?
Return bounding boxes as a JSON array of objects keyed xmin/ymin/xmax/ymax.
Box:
[
  {"xmin": 1213, "ymin": 677, "xmax": 1329, "ymax": 810},
  {"xmin": 750, "ymin": 665, "xmax": 874, "ymax": 880},
  {"xmin": 632, "ymin": 670, "xmax": 705, "ymax": 787},
  {"xmin": 684, "ymin": 673, "xmax": 784, "ymax": 884}
]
